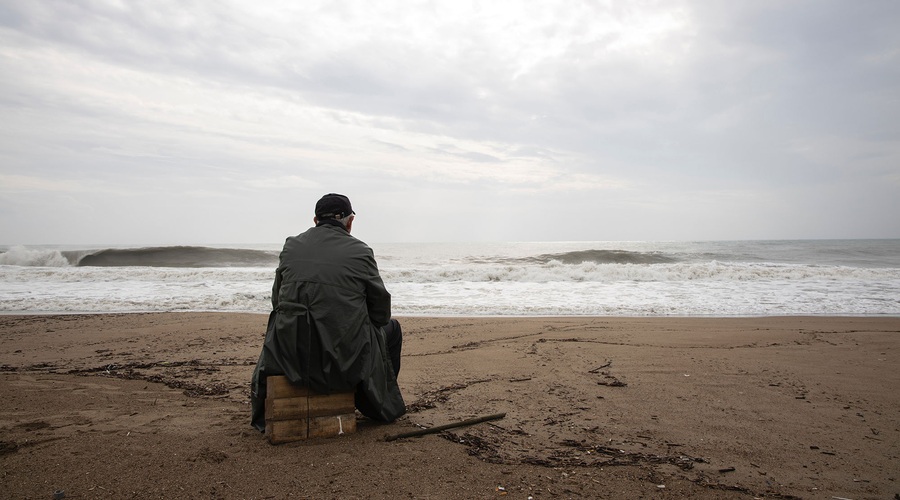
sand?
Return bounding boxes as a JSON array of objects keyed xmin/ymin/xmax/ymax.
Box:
[{"xmin": 0, "ymin": 313, "xmax": 898, "ymax": 499}]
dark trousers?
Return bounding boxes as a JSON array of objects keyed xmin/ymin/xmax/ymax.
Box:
[{"xmin": 383, "ymin": 318, "xmax": 402, "ymax": 377}]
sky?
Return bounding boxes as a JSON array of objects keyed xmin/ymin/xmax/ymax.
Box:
[{"xmin": 1, "ymin": 1, "xmax": 899, "ymax": 245}]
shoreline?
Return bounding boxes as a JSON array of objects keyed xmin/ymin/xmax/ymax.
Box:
[
  {"xmin": 3, "ymin": 310, "xmax": 900, "ymax": 318},
  {"xmin": 2, "ymin": 313, "xmax": 898, "ymax": 498}
]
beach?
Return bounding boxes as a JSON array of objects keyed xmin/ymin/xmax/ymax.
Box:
[{"xmin": 1, "ymin": 313, "xmax": 898, "ymax": 499}]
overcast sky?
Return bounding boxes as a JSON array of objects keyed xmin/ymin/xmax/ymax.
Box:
[{"xmin": 1, "ymin": 1, "xmax": 898, "ymax": 245}]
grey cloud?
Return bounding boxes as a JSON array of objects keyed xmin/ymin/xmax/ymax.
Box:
[{"xmin": 1, "ymin": 1, "xmax": 898, "ymax": 243}]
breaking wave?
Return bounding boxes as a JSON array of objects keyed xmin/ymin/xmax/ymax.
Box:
[
  {"xmin": 523, "ymin": 249, "xmax": 676, "ymax": 265},
  {"xmin": 0, "ymin": 246, "xmax": 70, "ymax": 267},
  {"xmin": 73, "ymin": 246, "xmax": 278, "ymax": 268},
  {"xmin": 0, "ymin": 245, "xmax": 278, "ymax": 268}
]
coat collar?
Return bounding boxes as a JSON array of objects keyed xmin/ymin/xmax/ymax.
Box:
[{"xmin": 316, "ymin": 218, "xmax": 349, "ymax": 232}]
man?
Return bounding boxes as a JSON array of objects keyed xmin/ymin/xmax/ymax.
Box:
[{"xmin": 250, "ymin": 193, "xmax": 405, "ymax": 432}]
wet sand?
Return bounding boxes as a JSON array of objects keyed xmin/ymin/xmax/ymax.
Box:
[{"xmin": 1, "ymin": 313, "xmax": 898, "ymax": 499}]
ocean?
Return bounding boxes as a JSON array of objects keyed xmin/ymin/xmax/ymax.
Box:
[{"xmin": 1, "ymin": 240, "xmax": 899, "ymax": 316}]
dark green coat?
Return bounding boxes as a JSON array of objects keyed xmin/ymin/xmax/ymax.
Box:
[{"xmin": 250, "ymin": 223, "xmax": 405, "ymax": 431}]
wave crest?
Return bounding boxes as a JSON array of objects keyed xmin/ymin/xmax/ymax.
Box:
[
  {"xmin": 75, "ymin": 246, "xmax": 278, "ymax": 267},
  {"xmin": 526, "ymin": 249, "xmax": 675, "ymax": 265},
  {"xmin": 0, "ymin": 246, "xmax": 70, "ymax": 267}
]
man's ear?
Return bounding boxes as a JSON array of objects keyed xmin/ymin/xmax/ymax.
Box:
[
  {"xmin": 346, "ymin": 215, "xmax": 354, "ymax": 233},
  {"xmin": 313, "ymin": 217, "xmax": 318, "ymax": 225}
]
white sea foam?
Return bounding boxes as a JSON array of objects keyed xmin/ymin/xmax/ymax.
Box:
[
  {"xmin": 380, "ymin": 260, "xmax": 900, "ymax": 283},
  {"xmin": 0, "ymin": 246, "xmax": 69, "ymax": 267},
  {"xmin": 1, "ymin": 240, "xmax": 899, "ymax": 316}
]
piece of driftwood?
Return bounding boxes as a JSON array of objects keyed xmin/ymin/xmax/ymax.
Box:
[
  {"xmin": 588, "ymin": 360, "xmax": 612, "ymax": 373},
  {"xmin": 384, "ymin": 413, "xmax": 506, "ymax": 442}
]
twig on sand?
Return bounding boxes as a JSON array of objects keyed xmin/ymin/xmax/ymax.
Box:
[
  {"xmin": 384, "ymin": 413, "xmax": 507, "ymax": 442},
  {"xmin": 588, "ymin": 360, "xmax": 612, "ymax": 373}
]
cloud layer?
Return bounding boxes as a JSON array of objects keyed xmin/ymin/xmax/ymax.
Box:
[{"xmin": 1, "ymin": 0, "xmax": 898, "ymax": 244}]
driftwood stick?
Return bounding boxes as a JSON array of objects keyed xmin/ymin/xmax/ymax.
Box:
[
  {"xmin": 384, "ymin": 412, "xmax": 507, "ymax": 442},
  {"xmin": 588, "ymin": 360, "xmax": 612, "ymax": 373}
]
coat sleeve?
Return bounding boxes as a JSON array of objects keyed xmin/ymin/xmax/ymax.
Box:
[
  {"xmin": 271, "ymin": 267, "xmax": 283, "ymax": 310},
  {"xmin": 362, "ymin": 251, "xmax": 391, "ymax": 327}
]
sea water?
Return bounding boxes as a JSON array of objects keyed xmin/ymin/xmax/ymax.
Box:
[{"xmin": 1, "ymin": 240, "xmax": 898, "ymax": 316}]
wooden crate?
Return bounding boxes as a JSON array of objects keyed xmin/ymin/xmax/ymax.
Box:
[{"xmin": 265, "ymin": 375, "xmax": 357, "ymax": 444}]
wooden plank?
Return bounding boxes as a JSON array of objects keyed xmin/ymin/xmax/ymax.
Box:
[
  {"xmin": 308, "ymin": 412, "xmax": 357, "ymax": 438},
  {"xmin": 266, "ymin": 375, "xmax": 312, "ymax": 399},
  {"xmin": 266, "ymin": 413, "xmax": 358, "ymax": 444},
  {"xmin": 266, "ymin": 418, "xmax": 308, "ymax": 444},
  {"xmin": 266, "ymin": 376, "xmax": 355, "ymax": 400},
  {"xmin": 265, "ymin": 396, "xmax": 309, "ymax": 421},
  {"xmin": 308, "ymin": 392, "xmax": 355, "ymax": 417},
  {"xmin": 267, "ymin": 394, "xmax": 356, "ymax": 421}
]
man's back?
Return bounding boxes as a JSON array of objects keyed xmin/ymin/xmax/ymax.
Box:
[{"xmin": 275, "ymin": 223, "xmax": 391, "ymax": 329}]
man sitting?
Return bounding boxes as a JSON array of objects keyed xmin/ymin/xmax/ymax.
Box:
[{"xmin": 250, "ymin": 193, "xmax": 405, "ymax": 431}]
